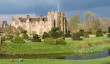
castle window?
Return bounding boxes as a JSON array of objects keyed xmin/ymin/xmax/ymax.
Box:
[
  {"xmin": 43, "ymin": 18, "xmax": 45, "ymax": 21},
  {"xmin": 54, "ymin": 20, "xmax": 55, "ymax": 27}
]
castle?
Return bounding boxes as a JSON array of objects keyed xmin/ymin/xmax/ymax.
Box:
[{"xmin": 11, "ymin": 11, "xmax": 67, "ymax": 35}]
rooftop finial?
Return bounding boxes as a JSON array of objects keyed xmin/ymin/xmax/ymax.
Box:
[{"xmin": 58, "ymin": 0, "xmax": 60, "ymax": 12}]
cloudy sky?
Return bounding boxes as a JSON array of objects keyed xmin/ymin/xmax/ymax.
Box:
[{"xmin": 0, "ymin": 0, "xmax": 110, "ymax": 24}]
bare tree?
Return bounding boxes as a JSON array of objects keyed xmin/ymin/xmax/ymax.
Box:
[
  {"xmin": 83, "ymin": 11, "xmax": 102, "ymax": 32},
  {"xmin": 68, "ymin": 14, "xmax": 80, "ymax": 33}
]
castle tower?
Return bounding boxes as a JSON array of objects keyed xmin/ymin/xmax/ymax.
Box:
[{"xmin": 47, "ymin": 11, "xmax": 67, "ymax": 34}]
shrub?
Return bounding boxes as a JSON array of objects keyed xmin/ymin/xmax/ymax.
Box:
[
  {"xmin": 71, "ymin": 32, "xmax": 83, "ymax": 40},
  {"xmin": 21, "ymin": 30, "xmax": 27, "ymax": 34},
  {"xmin": 4, "ymin": 33, "xmax": 14, "ymax": 40},
  {"xmin": 44, "ymin": 38, "xmax": 66, "ymax": 45},
  {"xmin": 32, "ymin": 34, "xmax": 41, "ymax": 42},
  {"xmin": 65, "ymin": 31, "xmax": 71, "ymax": 37},
  {"xmin": 56, "ymin": 38, "xmax": 66, "ymax": 45},
  {"xmin": 33, "ymin": 34, "xmax": 38, "ymax": 39},
  {"xmin": 1, "ymin": 36, "xmax": 5, "ymax": 42},
  {"xmin": 32, "ymin": 38, "xmax": 41, "ymax": 42},
  {"xmin": 8, "ymin": 35, "xmax": 14, "ymax": 39},
  {"xmin": 108, "ymin": 26, "xmax": 110, "ymax": 33},
  {"xmin": 12, "ymin": 35, "xmax": 25, "ymax": 43},
  {"xmin": 96, "ymin": 29, "xmax": 103, "ymax": 37},
  {"xmin": 44, "ymin": 38, "xmax": 56, "ymax": 45},
  {"xmin": 49, "ymin": 27, "xmax": 64, "ymax": 38},
  {"xmin": 84, "ymin": 32, "xmax": 89, "ymax": 38},
  {"xmin": 22, "ymin": 34, "xmax": 29, "ymax": 40},
  {"xmin": 42, "ymin": 32, "xmax": 49, "ymax": 39},
  {"xmin": 91, "ymin": 30, "xmax": 96, "ymax": 35},
  {"xmin": 79, "ymin": 29, "xmax": 84, "ymax": 36},
  {"xmin": 103, "ymin": 31, "xmax": 107, "ymax": 34},
  {"xmin": 107, "ymin": 34, "xmax": 110, "ymax": 37}
]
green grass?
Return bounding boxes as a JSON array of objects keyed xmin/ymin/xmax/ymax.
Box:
[
  {"xmin": 3, "ymin": 36, "xmax": 110, "ymax": 54},
  {"xmin": 1, "ymin": 56, "xmax": 110, "ymax": 64},
  {"xmin": 1, "ymin": 36, "xmax": 110, "ymax": 64}
]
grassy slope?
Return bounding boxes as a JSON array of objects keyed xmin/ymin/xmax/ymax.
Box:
[
  {"xmin": 1, "ymin": 57, "xmax": 110, "ymax": 64},
  {"xmin": 5, "ymin": 37, "xmax": 110, "ymax": 54}
]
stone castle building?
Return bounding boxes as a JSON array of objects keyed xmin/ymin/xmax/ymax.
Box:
[{"xmin": 11, "ymin": 11, "xmax": 67, "ymax": 35}]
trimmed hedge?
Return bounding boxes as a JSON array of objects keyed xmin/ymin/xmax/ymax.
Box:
[
  {"xmin": 49, "ymin": 27, "xmax": 64, "ymax": 39},
  {"xmin": 79, "ymin": 29, "xmax": 84, "ymax": 36},
  {"xmin": 107, "ymin": 34, "xmax": 110, "ymax": 37},
  {"xmin": 56, "ymin": 38, "xmax": 66, "ymax": 45},
  {"xmin": 44, "ymin": 38, "xmax": 56, "ymax": 45},
  {"xmin": 65, "ymin": 31, "xmax": 71, "ymax": 37},
  {"xmin": 84, "ymin": 32, "xmax": 89, "ymax": 38},
  {"xmin": 44, "ymin": 38, "xmax": 66, "ymax": 45},
  {"xmin": 108, "ymin": 26, "xmax": 110, "ymax": 33},
  {"xmin": 71, "ymin": 32, "xmax": 83, "ymax": 40},
  {"xmin": 96, "ymin": 29, "xmax": 103, "ymax": 37}
]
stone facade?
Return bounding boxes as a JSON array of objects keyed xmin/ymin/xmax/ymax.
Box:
[{"xmin": 11, "ymin": 11, "xmax": 67, "ymax": 35}]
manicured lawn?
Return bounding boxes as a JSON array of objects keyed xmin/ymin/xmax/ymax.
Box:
[
  {"xmin": 4, "ymin": 36, "xmax": 110, "ymax": 54},
  {"xmin": 1, "ymin": 56, "xmax": 110, "ymax": 64},
  {"xmin": 1, "ymin": 36, "xmax": 110, "ymax": 64}
]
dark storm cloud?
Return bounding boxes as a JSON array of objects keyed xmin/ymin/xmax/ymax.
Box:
[
  {"xmin": 0, "ymin": 0, "xmax": 109, "ymax": 14},
  {"xmin": 60, "ymin": 0, "xmax": 110, "ymax": 11}
]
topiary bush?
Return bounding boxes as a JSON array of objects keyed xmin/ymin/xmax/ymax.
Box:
[
  {"xmin": 103, "ymin": 31, "xmax": 107, "ymax": 34},
  {"xmin": 32, "ymin": 34, "xmax": 41, "ymax": 42},
  {"xmin": 49, "ymin": 31, "xmax": 59, "ymax": 38},
  {"xmin": 84, "ymin": 32, "xmax": 89, "ymax": 38},
  {"xmin": 44, "ymin": 38, "xmax": 56, "ymax": 45},
  {"xmin": 12, "ymin": 35, "xmax": 25, "ymax": 43},
  {"xmin": 71, "ymin": 32, "xmax": 83, "ymax": 40},
  {"xmin": 96, "ymin": 29, "xmax": 103, "ymax": 37},
  {"xmin": 65, "ymin": 31, "xmax": 71, "ymax": 37},
  {"xmin": 44, "ymin": 38, "xmax": 66, "ymax": 45},
  {"xmin": 42, "ymin": 32, "xmax": 49, "ymax": 39},
  {"xmin": 49, "ymin": 27, "xmax": 64, "ymax": 39},
  {"xmin": 79, "ymin": 29, "xmax": 84, "ymax": 36},
  {"xmin": 1, "ymin": 36, "xmax": 5, "ymax": 43},
  {"xmin": 108, "ymin": 26, "xmax": 110, "ymax": 33},
  {"xmin": 107, "ymin": 34, "xmax": 110, "ymax": 37},
  {"xmin": 56, "ymin": 38, "xmax": 66, "ymax": 45}
]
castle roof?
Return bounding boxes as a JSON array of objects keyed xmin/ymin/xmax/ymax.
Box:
[{"xmin": 18, "ymin": 17, "xmax": 47, "ymax": 22}]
